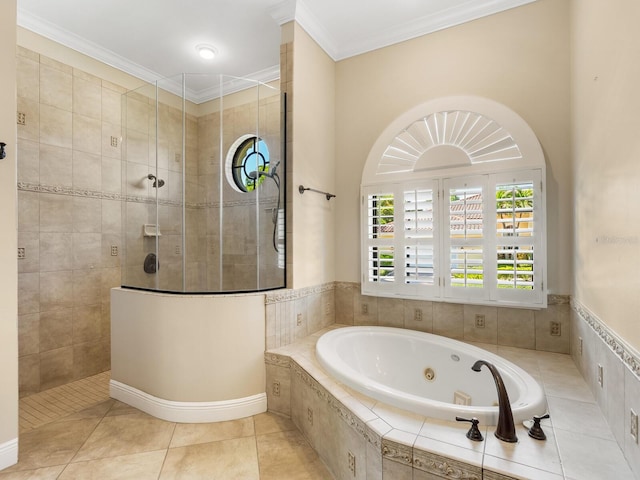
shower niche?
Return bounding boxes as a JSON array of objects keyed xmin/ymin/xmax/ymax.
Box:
[{"xmin": 121, "ymin": 74, "xmax": 285, "ymax": 293}]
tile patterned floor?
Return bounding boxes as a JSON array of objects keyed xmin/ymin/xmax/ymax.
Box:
[
  {"xmin": 19, "ymin": 372, "xmax": 111, "ymax": 433},
  {"xmin": 5, "ymin": 372, "xmax": 334, "ymax": 479}
]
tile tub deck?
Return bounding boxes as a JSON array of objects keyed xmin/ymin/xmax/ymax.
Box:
[{"xmin": 266, "ymin": 325, "xmax": 635, "ymax": 480}]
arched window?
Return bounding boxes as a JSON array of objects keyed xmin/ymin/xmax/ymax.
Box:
[{"xmin": 361, "ymin": 96, "xmax": 547, "ymax": 308}]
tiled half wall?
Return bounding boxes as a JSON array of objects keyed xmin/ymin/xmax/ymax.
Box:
[
  {"xmin": 267, "ymin": 281, "xmax": 571, "ymax": 354},
  {"xmin": 571, "ymin": 299, "xmax": 640, "ymax": 478}
]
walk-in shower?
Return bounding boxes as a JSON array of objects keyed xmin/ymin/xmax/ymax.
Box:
[
  {"xmin": 120, "ymin": 73, "xmax": 285, "ymax": 293},
  {"xmin": 110, "ymin": 73, "xmax": 284, "ymax": 423}
]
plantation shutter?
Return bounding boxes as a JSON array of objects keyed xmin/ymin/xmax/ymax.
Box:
[
  {"xmin": 443, "ymin": 176, "xmax": 488, "ymax": 301},
  {"xmin": 362, "ymin": 185, "xmax": 398, "ymax": 296},
  {"xmin": 490, "ymin": 170, "xmax": 544, "ymax": 305},
  {"xmin": 361, "ymin": 169, "xmax": 545, "ymax": 307},
  {"xmin": 401, "ymin": 181, "xmax": 439, "ymax": 298}
]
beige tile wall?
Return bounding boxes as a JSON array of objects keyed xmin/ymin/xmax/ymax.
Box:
[
  {"xmin": 196, "ymin": 94, "xmax": 282, "ymax": 292},
  {"xmin": 265, "ymin": 283, "xmax": 335, "ymax": 350},
  {"xmin": 267, "ymin": 280, "xmax": 570, "ymax": 355},
  {"xmin": 121, "ymin": 82, "xmax": 283, "ymax": 293},
  {"xmin": 17, "ymin": 47, "xmax": 122, "ymax": 396},
  {"xmin": 571, "ymin": 300, "xmax": 640, "ymax": 478},
  {"xmin": 17, "ymin": 47, "xmax": 285, "ymax": 394},
  {"xmin": 335, "ymin": 282, "xmax": 570, "ymax": 354}
]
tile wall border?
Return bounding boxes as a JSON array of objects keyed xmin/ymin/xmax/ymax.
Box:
[
  {"xmin": 572, "ymin": 297, "xmax": 640, "ymax": 379},
  {"xmin": 17, "ymin": 181, "xmax": 277, "ymax": 209},
  {"xmin": 264, "ymin": 352, "xmax": 291, "ymax": 368},
  {"xmin": 335, "ymin": 281, "xmax": 570, "ymax": 306},
  {"xmin": 412, "ymin": 450, "xmax": 482, "ymax": 480},
  {"xmin": 381, "ymin": 439, "xmax": 413, "ymax": 465},
  {"xmin": 264, "ymin": 281, "xmax": 335, "ymax": 304}
]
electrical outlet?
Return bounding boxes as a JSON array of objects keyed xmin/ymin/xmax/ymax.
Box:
[
  {"xmin": 110, "ymin": 245, "xmax": 118, "ymax": 256},
  {"xmin": 631, "ymin": 409, "xmax": 638, "ymax": 444},
  {"xmin": 110, "ymin": 136, "xmax": 118, "ymax": 147},
  {"xmin": 296, "ymin": 313, "xmax": 303, "ymax": 326},
  {"xmin": 17, "ymin": 247, "xmax": 25, "ymax": 259},
  {"xmin": 579, "ymin": 337, "xmax": 583, "ymax": 355},
  {"xmin": 272, "ymin": 380, "xmax": 280, "ymax": 397},
  {"xmin": 348, "ymin": 451, "xmax": 356, "ymax": 476},
  {"xmin": 414, "ymin": 308, "xmax": 422, "ymax": 322},
  {"xmin": 361, "ymin": 303, "xmax": 368, "ymax": 315},
  {"xmin": 550, "ymin": 321, "xmax": 561, "ymax": 336},
  {"xmin": 597, "ymin": 364, "xmax": 604, "ymax": 388},
  {"xmin": 324, "ymin": 302, "xmax": 332, "ymax": 316},
  {"xmin": 307, "ymin": 407, "xmax": 313, "ymax": 426},
  {"xmin": 17, "ymin": 112, "xmax": 26, "ymax": 125},
  {"xmin": 475, "ymin": 314, "xmax": 485, "ymax": 328}
]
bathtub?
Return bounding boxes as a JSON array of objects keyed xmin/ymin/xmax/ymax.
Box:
[{"xmin": 315, "ymin": 326, "xmax": 546, "ymax": 426}]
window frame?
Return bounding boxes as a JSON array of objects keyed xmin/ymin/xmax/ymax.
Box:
[
  {"xmin": 225, "ymin": 134, "xmax": 270, "ymax": 193},
  {"xmin": 361, "ymin": 167, "xmax": 546, "ymax": 308},
  {"xmin": 360, "ymin": 96, "xmax": 547, "ymax": 309}
]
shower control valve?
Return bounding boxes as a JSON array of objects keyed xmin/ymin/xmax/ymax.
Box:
[{"xmin": 456, "ymin": 416, "xmax": 484, "ymax": 442}]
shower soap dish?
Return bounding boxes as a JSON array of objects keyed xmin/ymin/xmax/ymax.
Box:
[{"xmin": 143, "ymin": 224, "xmax": 162, "ymax": 237}]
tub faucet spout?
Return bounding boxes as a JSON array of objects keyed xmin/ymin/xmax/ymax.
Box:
[{"xmin": 471, "ymin": 360, "xmax": 518, "ymax": 443}]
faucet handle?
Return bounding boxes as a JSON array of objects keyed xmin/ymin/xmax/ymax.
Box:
[
  {"xmin": 528, "ymin": 413, "xmax": 550, "ymax": 440},
  {"xmin": 456, "ymin": 416, "xmax": 484, "ymax": 442}
]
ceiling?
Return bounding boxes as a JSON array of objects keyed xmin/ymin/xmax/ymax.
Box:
[{"xmin": 17, "ymin": 0, "xmax": 536, "ymax": 102}]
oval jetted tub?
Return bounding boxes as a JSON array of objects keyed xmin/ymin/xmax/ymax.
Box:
[{"xmin": 315, "ymin": 326, "xmax": 546, "ymax": 425}]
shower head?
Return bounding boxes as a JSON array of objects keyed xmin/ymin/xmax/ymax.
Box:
[{"xmin": 248, "ymin": 161, "xmax": 281, "ymax": 180}]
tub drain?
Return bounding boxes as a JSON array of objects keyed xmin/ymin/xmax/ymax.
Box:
[{"xmin": 424, "ymin": 367, "xmax": 436, "ymax": 382}]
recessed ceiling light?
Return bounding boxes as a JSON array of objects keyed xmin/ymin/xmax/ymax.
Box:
[{"xmin": 196, "ymin": 44, "xmax": 217, "ymax": 60}]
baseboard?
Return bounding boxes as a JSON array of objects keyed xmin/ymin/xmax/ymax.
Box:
[
  {"xmin": 0, "ymin": 438, "xmax": 18, "ymax": 471},
  {"xmin": 109, "ymin": 380, "xmax": 267, "ymax": 423}
]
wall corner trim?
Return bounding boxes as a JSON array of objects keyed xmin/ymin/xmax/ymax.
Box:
[{"xmin": 0, "ymin": 438, "xmax": 18, "ymax": 471}]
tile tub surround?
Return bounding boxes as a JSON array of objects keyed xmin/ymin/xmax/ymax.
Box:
[
  {"xmin": 265, "ymin": 282, "xmax": 336, "ymax": 350},
  {"xmin": 266, "ymin": 326, "xmax": 635, "ymax": 479},
  {"xmin": 269, "ymin": 281, "xmax": 570, "ymax": 356},
  {"xmin": 571, "ymin": 298, "xmax": 640, "ymax": 479},
  {"xmin": 335, "ymin": 282, "xmax": 572, "ymax": 354}
]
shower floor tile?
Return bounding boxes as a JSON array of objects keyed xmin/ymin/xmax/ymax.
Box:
[
  {"xmin": 7, "ymin": 371, "xmax": 334, "ymax": 479},
  {"xmin": 19, "ymin": 371, "xmax": 110, "ymax": 432}
]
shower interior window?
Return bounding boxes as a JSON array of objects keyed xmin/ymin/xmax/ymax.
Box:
[{"xmin": 231, "ymin": 137, "xmax": 270, "ymax": 192}]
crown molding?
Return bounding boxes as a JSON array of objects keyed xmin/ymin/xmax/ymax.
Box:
[
  {"xmin": 17, "ymin": 8, "xmax": 280, "ymax": 104},
  {"xmin": 271, "ymin": 0, "xmax": 538, "ymax": 62},
  {"xmin": 191, "ymin": 65, "xmax": 281, "ymax": 104},
  {"xmin": 268, "ymin": 0, "xmax": 297, "ymax": 25},
  {"xmin": 292, "ymin": 0, "xmax": 339, "ymax": 60},
  {"xmin": 18, "ymin": 0, "xmax": 536, "ymax": 97},
  {"xmin": 17, "ymin": 8, "xmax": 162, "ymax": 84},
  {"xmin": 333, "ymin": 0, "xmax": 538, "ymax": 61}
]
